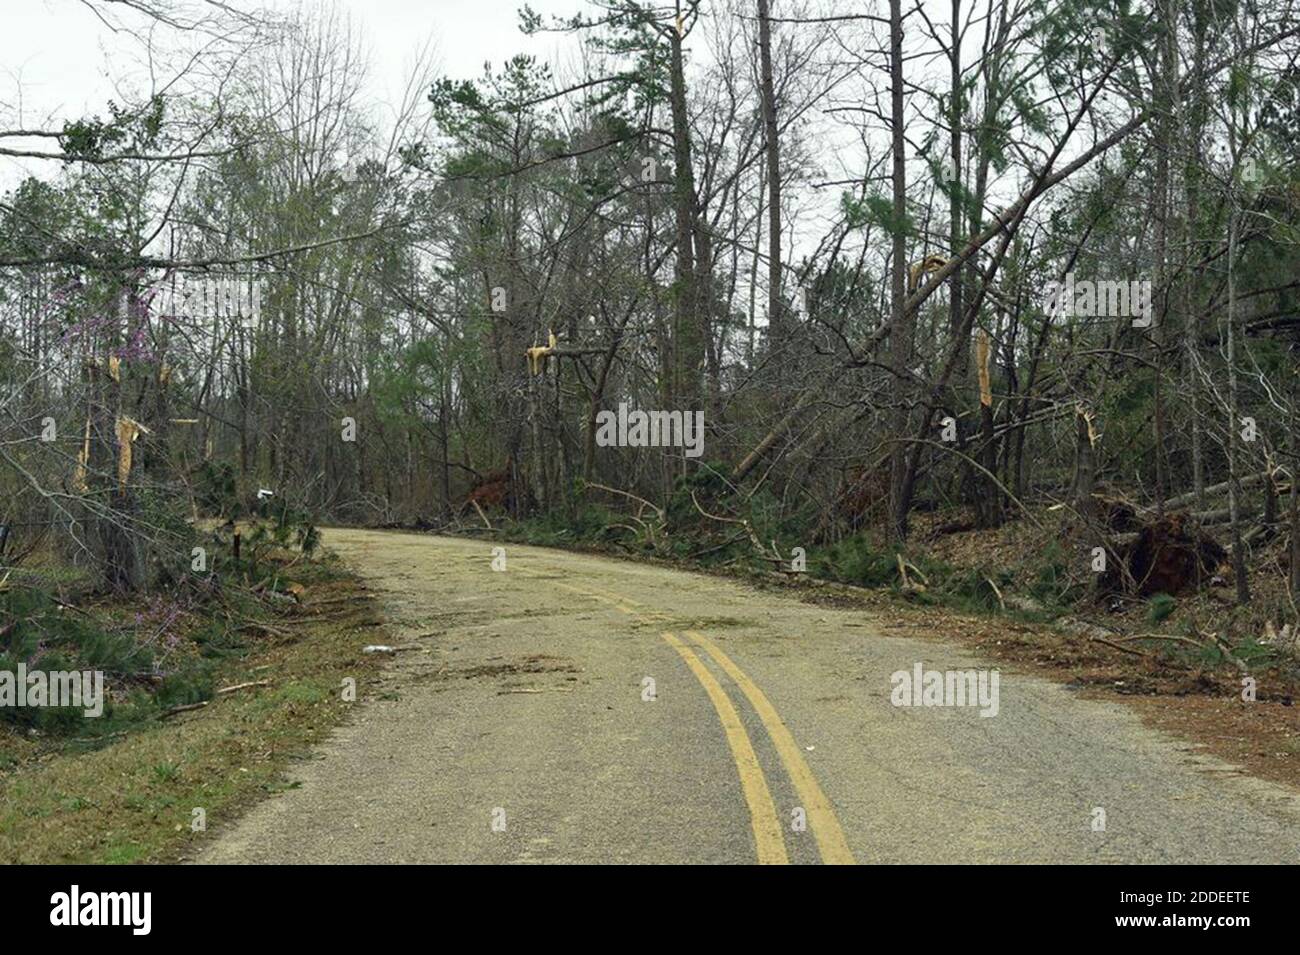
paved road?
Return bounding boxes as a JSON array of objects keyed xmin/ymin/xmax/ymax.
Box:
[{"xmin": 198, "ymin": 530, "xmax": 1300, "ymax": 864}]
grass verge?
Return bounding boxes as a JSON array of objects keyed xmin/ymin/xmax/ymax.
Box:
[{"xmin": 0, "ymin": 560, "xmax": 384, "ymax": 864}]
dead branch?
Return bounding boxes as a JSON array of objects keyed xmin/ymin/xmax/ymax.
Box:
[
  {"xmin": 159, "ymin": 701, "xmax": 209, "ymax": 719},
  {"xmin": 691, "ymin": 490, "xmax": 765, "ymax": 556},
  {"xmin": 215, "ymin": 680, "xmax": 271, "ymax": 695},
  {"xmin": 585, "ymin": 482, "xmax": 666, "ymax": 521}
]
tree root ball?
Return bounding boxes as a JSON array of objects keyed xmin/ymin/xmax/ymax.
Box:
[{"xmin": 1102, "ymin": 514, "xmax": 1229, "ymax": 596}]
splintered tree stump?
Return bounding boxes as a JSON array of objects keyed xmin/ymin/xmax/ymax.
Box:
[
  {"xmin": 461, "ymin": 464, "xmax": 528, "ymax": 516},
  {"xmin": 1100, "ymin": 513, "xmax": 1228, "ymax": 596},
  {"xmin": 465, "ymin": 474, "xmax": 512, "ymax": 510}
]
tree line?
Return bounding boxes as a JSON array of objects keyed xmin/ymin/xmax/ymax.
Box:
[{"xmin": 1, "ymin": 0, "xmax": 1298, "ymax": 608}]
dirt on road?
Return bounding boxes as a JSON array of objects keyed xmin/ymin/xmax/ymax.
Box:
[{"xmin": 196, "ymin": 529, "xmax": 1300, "ymax": 864}]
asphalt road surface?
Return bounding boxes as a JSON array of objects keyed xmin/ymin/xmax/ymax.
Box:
[{"xmin": 197, "ymin": 529, "xmax": 1300, "ymax": 864}]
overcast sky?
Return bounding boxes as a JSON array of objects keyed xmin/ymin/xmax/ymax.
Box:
[
  {"xmin": 0, "ymin": 0, "xmax": 1000, "ymax": 275},
  {"xmin": 0, "ymin": 0, "xmax": 579, "ymax": 186}
]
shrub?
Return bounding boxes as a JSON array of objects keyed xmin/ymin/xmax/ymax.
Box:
[{"xmin": 1147, "ymin": 593, "xmax": 1177, "ymax": 624}]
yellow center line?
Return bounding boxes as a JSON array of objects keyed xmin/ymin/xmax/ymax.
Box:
[
  {"xmin": 660, "ymin": 631, "xmax": 789, "ymax": 865},
  {"xmin": 684, "ymin": 629, "xmax": 856, "ymax": 865},
  {"xmin": 546, "ymin": 576, "xmax": 853, "ymax": 864}
]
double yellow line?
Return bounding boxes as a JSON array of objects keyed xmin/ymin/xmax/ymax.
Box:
[
  {"xmin": 557, "ymin": 581, "xmax": 855, "ymax": 865},
  {"xmin": 661, "ymin": 631, "xmax": 789, "ymax": 863}
]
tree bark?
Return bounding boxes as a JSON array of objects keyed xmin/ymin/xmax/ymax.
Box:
[
  {"xmin": 757, "ymin": 0, "xmax": 784, "ymax": 359},
  {"xmin": 887, "ymin": 0, "xmax": 910, "ymax": 541},
  {"xmin": 668, "ymin": 15, "xmax": 702, "ymax": 410}
]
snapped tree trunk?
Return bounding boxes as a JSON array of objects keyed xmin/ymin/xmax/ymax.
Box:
[
  {"xmin": 668, "ymin": 23, "xmax": 702, "ymax": 411},
  {"xmin": 887, "ymin": 0, "xmax": 911, "ymax": 541},
  {"xmin": 757, "ymin": 0, "xmax": 784, "ymax": 364}
]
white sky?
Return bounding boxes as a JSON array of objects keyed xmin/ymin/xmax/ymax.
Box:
[
  {"xmin": 0, "ymin": 0, "xmax": 580, "ymax": 185},
  {"xmin": 336, "ymin": 0, "xmax": 572, "ymax": 116},
  {"xmin": 0, "ymin": 0, "xmax": 1014, "ymax": 316},
  {"xmin": 0, "ymin": 0, "xmax": 1094, "ymax": 292}
]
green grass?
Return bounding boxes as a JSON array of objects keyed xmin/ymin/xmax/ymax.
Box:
[{"xmin": 0, "ymin": 555, "xmax": 382, "ymax": 864}]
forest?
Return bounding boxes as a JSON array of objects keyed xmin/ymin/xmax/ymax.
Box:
[{"xmin": 1, "ymin": 0, "xmax": 1300, "ymax": 864}]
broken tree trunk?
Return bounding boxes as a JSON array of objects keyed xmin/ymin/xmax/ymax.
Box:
[{"xmin": 1164, "ymin": 469, "xmax": 1272, "ymax": 509}]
